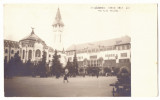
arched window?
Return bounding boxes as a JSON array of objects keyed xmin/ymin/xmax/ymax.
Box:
[
  {"xmin": 11, "ymin": 50, "xmax": 14, "ymax": 54},
  {"xmin": 45, "ymin": 52, "xmax": 47, "ymax": 58},
  {"xmin": 5, "ymin": 49, "xmax": 8, "ymax": 53},
  {"xmin": 23, "ymin": 50, "xmax": 25, "ymax": 59},
  {"xmin": 28, "ymin": 50, "xmax": 32, "ymax": 59},
  {"xmin": 35, "ymin": 49, "xmax": 41, "ymax": 57}
]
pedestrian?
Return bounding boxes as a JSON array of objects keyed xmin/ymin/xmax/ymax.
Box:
[
  {"xmin": 106, "ymin": 72, "xmax": 108, "ymax": 77},
  {"xmin": 63, "ymin": 69, "xmax": 69, "ymax": 83},
  {"xmin": 96, "ymin": 72, "xmax": 99, "ymax": 78},
  {"xmin": 83, "ymin": 73, "xmax": 85, "ymax": 77}
]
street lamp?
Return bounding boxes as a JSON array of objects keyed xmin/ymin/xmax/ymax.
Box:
[
  {"xmin": 84, "ymin": 65, "xmax": 86, "ymax": 74},
  {"xmin": 115, "ymin": 54, "xmax": 118, "ymax": 63}
]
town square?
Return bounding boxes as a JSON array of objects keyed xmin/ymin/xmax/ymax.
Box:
[{"xmin": 4, "ymin": 4, "xmax": 131, "ymax": 97}]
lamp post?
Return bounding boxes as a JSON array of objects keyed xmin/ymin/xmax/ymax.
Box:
[
  {"xmin": 115, "ymin": 54, "xmax": 118, "ymax": 67},
  {"xmin": 84, "ymin": 65, "xmax": 86, "ymax": 74}
]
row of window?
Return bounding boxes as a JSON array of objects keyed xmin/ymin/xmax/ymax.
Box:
[
  {"xmin": 67, "ymin": 45, "xmax": 130, "ymax": 55},
  {"xmin": 90, "ymin": 55, "xmax": 97, "ymax": 59},
  {"xmin": 119, "ymin": 59, "xmax": 130, "ymax": 63},
  {"xmin": 22, "ymin": 43, "xmax": 34, "ymax": 47},
  {"xmin": 105, "ymin": 54, "xmax": 116, "ymax": 57},
  {"xmin": 5, "ymin": 49, "xmax": 14, "ymax": 54},
  {"xmin": 22, "ymin": 49, "xmax": 54, "ymax": 60},
  {"xmin": 77, "ymin": 56, "xmax": 83, "ymax": 60},
  {"xmin": 69, "ymin": 53, "xmax": 128, "ymax": 62},
  {"xmin": 78, "ymin": 59, "xmax": 130, "ymax": 67},
  {"xmin": 117, "ymin": 45, "xmax": 130, "ymax": 50},
  {"xmin": 68, "ymin": 47, "xmax": 116, "ymax": 55},
  {"xmin": 22, "ymin": 49, "xmax": 42, "ymax": 59},
  {"xmin": 121, "ymin": 53, "xmax": 127, "ymax": 57}
]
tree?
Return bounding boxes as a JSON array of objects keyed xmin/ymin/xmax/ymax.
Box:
[
  {"xmin": 65, "ymin": 59, "xmax": 73, "ymax": 76},
  {"xmin": 103, "ymin": 67, "xmax": 111, "ymax": 74},
  {"xmin": 4, "ymin": 57, "xmax": 8, "ymax": 78},
  {"xmin": 39, "ymin": 51, "xmax": 47, "ymax": 77},
  {"xmin": 73, "ymin": 52, "xmax": 78, "ymax": 76},
  {"xmin": 51, "ymin": 50, "xmax": 62, "ymax": 78},
  {"xmin": 5, "ymin": 52, "xmax": 23, "ymax": 77},
  {"xmin": 112, "ymin": 67, "xmax": 120, "ymax": 76},
  {"xmin": 7, "ymin": 57, "xmax": 14, "ymax": 78},
  {"xmin": 12, "ymin": 52, "xmax": 23, "ymax": 76},
  {"xmin": 25, "ymin": 59, "xmax": 33, "ymax": 76}
]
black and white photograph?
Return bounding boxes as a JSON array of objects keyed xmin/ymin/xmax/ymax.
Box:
[{"xmin": 2, "ymin": 3, "xmax": 158, "ymax": 97}]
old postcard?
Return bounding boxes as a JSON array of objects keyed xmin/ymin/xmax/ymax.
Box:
[{"xmin": 2, "ymin": 4, "xmax": 158, "ymax": 97}]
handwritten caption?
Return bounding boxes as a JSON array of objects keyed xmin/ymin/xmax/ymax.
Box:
[{"xmin": 91, "ymin": 6, "xmax": 130, "ymax": 12}]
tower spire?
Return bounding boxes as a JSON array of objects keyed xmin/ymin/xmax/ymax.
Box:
[
  {"xmin": 52, "ymin": 8, "xmax": 64, "ymax": 51},
  {"xmin": 53, "ymin": 8, "xmax": 64, "ymax": 27},
  {"xmin": 55, "ymin": 8, "xmax": 62, "ymax": 20}
]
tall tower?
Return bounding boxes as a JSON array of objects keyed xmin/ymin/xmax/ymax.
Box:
[{"xmin": 52, "ymin": 8, "xmax": 64, "ymax": 51}]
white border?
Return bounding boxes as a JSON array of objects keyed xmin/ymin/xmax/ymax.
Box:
[{"xmin": 0, "ymin": 0, "xmax": 159, "ymax": 99}]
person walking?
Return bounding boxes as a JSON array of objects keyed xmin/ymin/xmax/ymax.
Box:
[
  {"xmin": 63, "ymin": 69, "xmax": 69, "ymax": 83},
  {"xmin": 96, "ymin": 71, "xmax": 99, "ymax": 78}
]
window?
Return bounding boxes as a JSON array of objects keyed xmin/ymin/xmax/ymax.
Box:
[
  {"xmin": 107, "ymin": 46, "xmax": 112, "ymax": 50},
  {"xmin": 94, "ymin": 60, "xmax": 96, "ymax": 67},
  {"xmin": 23, "ymin": 50, "xmax": 25, "ymax": 59},
  {"xmin": 5, "ymin": 49, "xmax": 8, "ymax": 53},
  {"xmin": 90, "ymin": 55, "xmax": 97, "ymax": 59},
  {"xmin": 127, "ymin": 45, "xmax": 130, "ymax": 49},
  {"xmin": 122, "ymin": 45, "xmax": 125, "ymax": 50},
  {"xmin": 113, "ymin": 46, "xmax": 116, "ymax": 50},
  {"xmin": 118, "ymin": 46, "xmax": 121, "ymax": 50},
  {"xmin": 121, "ymin": 53, "xmax": 127, "ymax": 57},
  {"xmin": 17, "ymin": 51, "xmax": 19, "ymax": 54},
  {"xmin": 35, "ymin": 49, "xmax": 41, "ymax": 57},
  {"xmin": 11, "ymin": 50, "xmax": 14, "ymax": 54},
  {"xmin": 49, "ymin": 54, "xmax": 51, "ymax": 57},
  {"xmin": 88, "ymin": 50, "xmax": 91, "ymax": 53},
  {"xmin": 28, "ymin": 50, "xmax": 32, "ymax": 59}
]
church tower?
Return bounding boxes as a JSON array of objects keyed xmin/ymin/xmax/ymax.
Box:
[
  {"xmin": 52, "ymin": 8, "xmax": 64, "ymax": 51},
  {"xmin": 52, "ymin": 8, "xmax": 67, "ymax": 67}
]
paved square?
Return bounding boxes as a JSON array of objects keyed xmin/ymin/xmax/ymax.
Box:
[{"xmin": 4, "ymin": 76, "xmax": 117, "ymax": 97}]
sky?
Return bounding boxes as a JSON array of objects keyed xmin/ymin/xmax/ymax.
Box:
[{"xmin": 4, "ymin": 4, "xmax": 131, "ymax": 49}]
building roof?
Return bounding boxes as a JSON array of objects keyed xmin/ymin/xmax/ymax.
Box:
[
  {"xmin": 52, "ymin": 8, "xmax": 64, "ymax": 27},
  {"xmin": 66, "ymin": 35, "xmax": 131, "ymax": 51},
  {"xmin": 20, "ymin": 28, "xmax": 46, "ymax": 46},
  {"xmin": 4, "ymin": 40, "xmax": 19, "ymax": 48}
]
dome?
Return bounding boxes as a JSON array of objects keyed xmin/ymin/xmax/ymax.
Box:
[{"xmin": 20, "ymin": 29, "xmax": 46, "ymax": 46}]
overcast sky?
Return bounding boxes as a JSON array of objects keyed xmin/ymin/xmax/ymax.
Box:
[{"xmin": 4, "ymin": 4, "xmax": 131, "ymax": 49}]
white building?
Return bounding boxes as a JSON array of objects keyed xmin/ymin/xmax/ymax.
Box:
[
  {"xmin": 4, "ymin": 8, "xmax": 67, "ymax": 67},
  {"xmin": 66, "ymin": 36, "xmax": 131, "ymax": 73},
  {"xmin": 4, "ymin": 8, "xmax": 131, "ymax": 72},
  {"xmin": 4, "ymin": 40, "xmax": 19, "ymax": 62}
]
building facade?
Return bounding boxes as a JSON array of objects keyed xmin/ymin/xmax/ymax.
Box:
[
  {"xmin": 4, "ymin": 8, "xmax": 131, "ymax": 73},
  {"xmin": 4, "ymin": 40, "xmax": 19, "ymax": 62},
  {"xmin": 66, "ymin": 36, "xmax": 131, "ymax": 74},
  {"xmin": 4, "ymin": 8, "xmax": 67, "ymax": 67}
]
